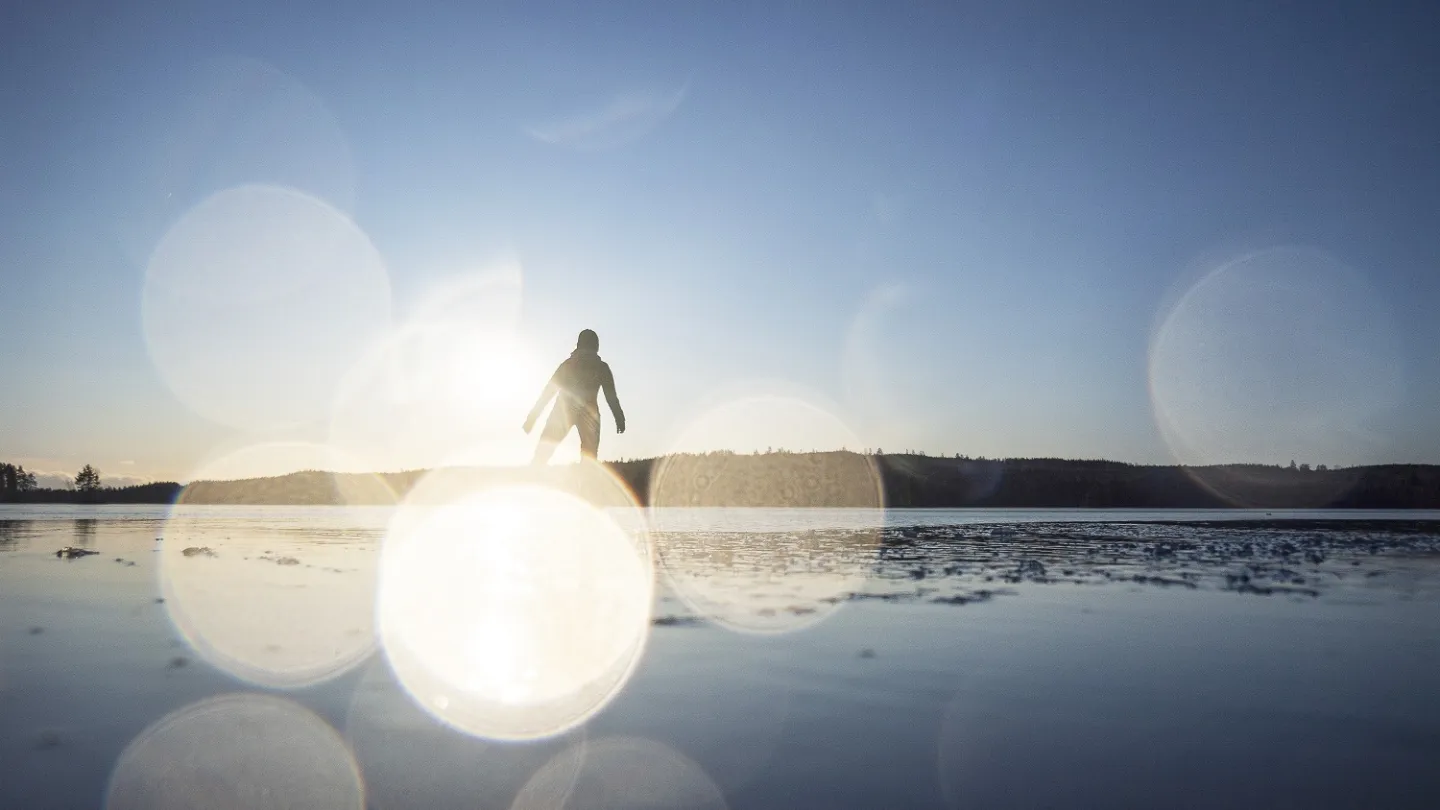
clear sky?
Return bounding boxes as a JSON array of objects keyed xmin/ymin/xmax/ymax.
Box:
[{"xmin": 3, "ymin": 2, "xmax": 1439, "ymax": 485}]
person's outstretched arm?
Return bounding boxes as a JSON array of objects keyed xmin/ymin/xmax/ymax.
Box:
[
  {"xmin": 523, "ymin": 366, "xmax": 562, "ymax": 433},
  {"xmin": 602, "ymin": 364, "xmax": 625, "ymax": 434}
]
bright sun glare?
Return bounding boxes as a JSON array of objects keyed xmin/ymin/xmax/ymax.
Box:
[{"xmin": 328, "ymin": 262, "xmax": 561, "ymax": 472}]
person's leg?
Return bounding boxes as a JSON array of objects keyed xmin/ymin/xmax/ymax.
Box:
[
  {"xmin": 576, "ymin": 407, "xmax": 601, "ymax": 459},
  {"xmin": 532, "ymin": 405, "xmax": 574, "ymax": 465}
]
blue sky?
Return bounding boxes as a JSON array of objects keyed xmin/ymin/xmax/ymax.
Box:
[{"xmin": 3, "ymin": 2, "xmax": 1439, "ymax": 483}]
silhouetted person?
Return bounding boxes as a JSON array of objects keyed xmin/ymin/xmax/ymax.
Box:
[{"xmin": 524, "ymin": 329, "xmax": 625, "ymax": 464}]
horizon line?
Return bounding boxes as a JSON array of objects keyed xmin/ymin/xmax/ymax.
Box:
[{"xmin": 10, "ymin": 450, "xmax": 1439, "ymax": 489}]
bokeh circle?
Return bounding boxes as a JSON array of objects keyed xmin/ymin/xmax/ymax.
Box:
[
  {"xmin": 1149, "ymin": 246, "xmax": 1403, "ymax": 504},
  {"xmin": 106, "ymin": 693, "xmax": 364, "ymax": 810},
  {"xmin": 377, "ymin": 464, "xmax": 654, "ymax": 739},
  {"xmin": 118, "ymin": 55, "xmax": 357, "ymax": 266},
  {"xmin": 143, "ymin": 184, "xmax": 391, "ymax": 431},
  {"xmin": 511, "ymin": 736, "xmax": 727, "ymax": 810},
  {"xmin": 159, "ymin": 442, "xmax": 384, "ymax": 688},
  {"xmin": 345, "ymin": 658, "xmax": 585, "ymax": 810}
]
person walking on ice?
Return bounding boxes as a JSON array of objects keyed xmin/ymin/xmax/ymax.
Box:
[{"xmin": 524, "ymin": 329, "xmax": 626, "ymax": 464}]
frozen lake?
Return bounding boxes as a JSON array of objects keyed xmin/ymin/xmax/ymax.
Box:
[{"xmin": 2, "ymin": 505, "xmax": 1439, "ymax": 808}]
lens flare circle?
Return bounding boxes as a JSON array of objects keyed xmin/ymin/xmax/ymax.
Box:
[
  {"xmin": 1149, "ymin": 246, "xmax": 1403, "ymax": 503},
  {"xmin": 143, "ymin": 184, "xmax": 391, "ymax": 431},
  {"xmin": 344, "ymin": 659, "xmax": 585, "ymax": 810},
  {"xmin": 378, "ymin": 472, "xmax": 654, "ymax": 740},
  {"xmin": 160, "ymin": 443, "xmax": 383, "ymax": 688},
  {"xmin": 512, "ymin": 737, "xmax": 727, "ymax": 810},
  {"xmin": 117, "ymin": 55, "xmax": 358, "ymax": 266},
  {"xmin": 649, "ymin": 393, "xmax": 885, "ymax": 634},
  {"xmin": 106, "ymin": 693, "xmax": 364, "ymax": 810}
]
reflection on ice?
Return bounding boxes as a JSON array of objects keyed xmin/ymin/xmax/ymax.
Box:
[
  {"xmin": 645, "ymin": 518, "xmax": 1440, "ymax": 622},
  {"xmin": 158, "ymin": 504, "xmax": 380, "ymax": 688},
  {"xmin": 2, "ymin": 508, "xmax": 1438, "ymax": 810},
  {"xmin": 650, "ymin": 396, "xmax": 885, "ymax": 634},
  {"xmin": 654, "ymin": 528, "xmax": 881, "ymax": 634}
]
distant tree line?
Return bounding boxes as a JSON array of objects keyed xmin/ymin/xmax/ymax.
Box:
[
  {"xmin": 0, "ymin": 461, "xmax": 182, "ymax": 504},
  {"xmin": 605, "ymin": 454, "xmax": 1440, "ymax": 509},
  {"xmin": 0, "ymin": 462, "xmax": 39, "ymax": 497},
  {"xmin": 4, "ymin": 453, "xmax": 1439, "ymax": 508},
  {"xmin": 149, "ymin": 453, "xmax": 1440, "ymax": 509},
  {"xmin": 854, "ymin": 456, "xmax": 1437, "ymax": 509}
]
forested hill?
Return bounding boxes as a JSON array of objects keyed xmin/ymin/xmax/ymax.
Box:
[
  {"xmin": 630, "ymin": 454, "xmax": 1440, "ymax": 509},
  {"xmin": 862, "ymin": 456, "xmax": 1440, "ymax": 509},
  {"xmin": 5, "ymin": 454, "xmax": 1437, "ymax": 509}
]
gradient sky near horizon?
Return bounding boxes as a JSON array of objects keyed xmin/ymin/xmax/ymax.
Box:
[{"xmin": 3, "ymin": 2, "xmax": 1439, "ymax": 485}]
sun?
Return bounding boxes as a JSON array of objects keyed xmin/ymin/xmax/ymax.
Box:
[{"xmin": 331, "ymin": 325, "xmax": 560, "ymax": 471}]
